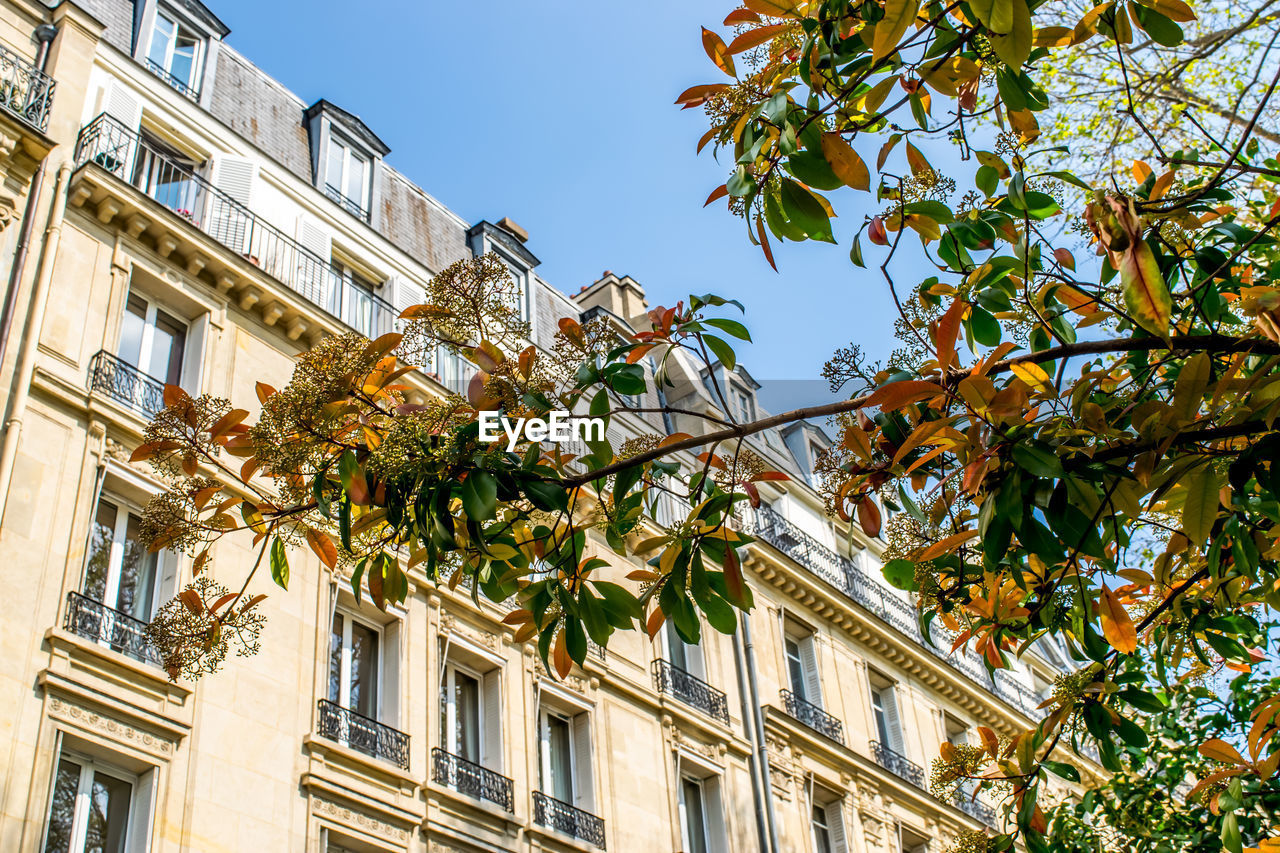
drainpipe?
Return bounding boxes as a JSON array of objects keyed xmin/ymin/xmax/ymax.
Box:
[
  {"xmin": 733, "ymin": 624, "xmax": 772, "ymax": 853},
  {"xmin": 0, "ymin": 162, "xmax": 70, "ymax": 526},
  {"xmin": 741, "ymin": 615, "xmax": 781, "ymax": 852},
  {"xmin": 0, "ymin": 24, "xmax": 58, "ymax": 376}
]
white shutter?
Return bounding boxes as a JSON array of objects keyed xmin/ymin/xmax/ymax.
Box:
[
  {"xmin": 126, "ymin": 767, "xmax": 156, "ymax": 853},
  {"xmin": 572, "ymin": 711, "xmax": 594, "ymax": 812},
  {"xmin": 294, "ymin": 215, "xmax": 332, "ymax": 306},
  {"xmin": 154, "ymin": 551, "xmax": 180, "ymax": 618},
  {"xmin": 885, "ymin": 687, "xmax": 905, "ymax": 755},
  {"xmin": 482, "ymin": 668, "xmax": 502, "ymax": 772},
  {"xmin": 207, "ymin": 156, "xmax": 256, "ymax": 254},
  {"xmin": 179, "ymin": 315, "xmax": 207, "ymax": 394},
  {"xmin": 826, "ymin": 801, "xmax": 849, "ymax": 853},
  {"xmin": 382, "ymin": 621, "xmax": 401, "ymax": 728},
  {"xmin": 105, "ymin": 79, "xmax": 142, "ymax": 130},
  {"xmin": 800, "ymin": 635, "xmax": 823, "ymax": 707}
]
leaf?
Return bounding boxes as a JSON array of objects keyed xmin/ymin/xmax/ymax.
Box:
[
  {"xmin": 820, "ymin": 133, "xmax": 870, "ymax": 191},
  {"xmin": 970, "ymin": 0, "xmax": 1015, "ymax": 32},
  {"xmin": 1199, "ymin": 738, "xmax": 1246, "ymax": 766},
  {"xmin": 255, "ymin": 382, "xmax": 276, "ymax": 404},
  {"xmin": 743, "ymin": 0, "xmax": 795, "ymax": 14},
  {"xmin": 461, "ymin": 470, "xmax": 498, "ymax": 521},
  {"xmin": 864, "ymin": 379, "xmax": 944, "ymax": 411},
  {"xmin": 989, "ymin": 0, "xmax": 1033, "ymax": 67},
  {"xmin": 778, "ymin": 178, "xmax": 835, "ymax": 243},
  {"xmin": 917, "ymin": 529, "xmax": 978, "ymax": 560},
  {"xmin": 1182, "ymin": 463, "xmax": 1221, "ymax": 545},
  {"xmin": 857, "ymin": 497, "xmax": 882, "ymax": 537},
  {"xmin": 873, "ymin": 0, "xmax": 921, "ymax": 60},
  {"xmin": 552, "ymin": 627, "xmax": 572, "ymax": 679},
  {"xmin": 1098, "ymin": 584, "xmax": 1137, "ymax": 653},
  {"xmin": 675, "ymin": 83, "xmax": 731, "ymax": 107},
  {"xmin": 905, "ymin": 141, "xmax": 930, "ymax": 175},
  {"xmin": 306, "ymin": 528, "xmax": 338, "ymax": 569},
  {"xmin": 727, "ymin": 23, "xmax": 788, "ymax": 54},
  {"xmin": 270, "ymin": 538, "xmax": 290, "ymax": 590},
  {"xmin": 702, "ymin": 27, "xmax": 736, "ymax": 77},
  {"xmin": 1119, "ymin": 240, "xmax": 1172, "ymax": 338},
  {"xmin": 883, "ymin": 558, "xmax": 916, "ymax": 590}
]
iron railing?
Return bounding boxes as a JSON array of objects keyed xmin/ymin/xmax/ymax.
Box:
[
  {"xmin": 88, "ymin": 350, "xmax": 166, "ymax": 417},
  {"xmin": 145, "ymin": 58, "xmax": 199, "ymax": 100},
  {"xmin": 870, "ymin": 740, "xmax": 925, "ymax": 787},
  {"xmin": 952, "ymin": 790, "xmax": 998, "ymax": 827},
  {"xmin": 324, "ymin": 183, "xmax": 369, "ymax": 222},
  {"xmin": 315, "ymin": 699, "xmax": 410, "ymax": 770},
  {"xmin": 431, "ymin": 748, "xmax": 513, "ymax": 812},
  {"xmin": 63, "ymin": 592, "xmax": 161, "ymax": 666},
  {"xmin": 651, "ymin": 659, "xmax": 730, "ymax": 724},
  {"xmin": 0, "ymin": 42, "xmax": 54, "ymax": 131},
  {"xmin": 781, "ymin": 689, "xmax": 844, "ymax": 743},
  {"xmin": 533, "ymin": 791, "xmax": 606, "ymax": 848},
  {"xmin": 737, "ymin": 504, "xmax": 1045, "ymax": 719},
  {"xmin": 74, "ymin": 114, "xmax": 398, "ymax": 339}
]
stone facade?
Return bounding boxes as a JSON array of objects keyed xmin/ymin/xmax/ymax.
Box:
[{"xmin": 0, "ymin": 1, "xmax": 1086, "ymax": 851}]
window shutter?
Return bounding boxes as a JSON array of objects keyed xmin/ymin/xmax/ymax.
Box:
[
  {"xmin": 207, "ymin": 156, "xmax": 256, "ymax": 254},
  {"xmin": 389, "ymin": 274, "xmax": 425, "ymax": 340},
  {"xmin": 705, "ymin": 776, "xmax": 728, "ymax": 853},
  {"xmin": 572, "ymin": 711, "xmax": 594, "ymax": 812},
  {"xmin": 178, "ymin": 314, "xmax": 207, "ymax": 394},
  {"xmin": 154, "ymin": 551, "xmax": 180, "ymax": 618},
  {"xmin": 482, "ymin": 668, "xmax": 502, "ymax": 772},
  {"xmin": 105, "ymin": 79, "xmax": 142, "ymax": 130},
  {"xmin": 294, "ymin": 216, "xmax": 332, "ymax": 306},
  {"xmin": 800, "ymin": 635, "xmax": 823, "ymax": 708},
  {"xmin": 126, "ymin": 767, "xmax": 156, "ymax": 853},
  {"xmin": 826, "ymin": 801, "xmax": 849, "ymax": 853},
  {"xmin": 382, "ymin": 621, "xmax": 401, "ymax": 728},
  {"xmin": 885, "ymin": 687, "xmax": 905, "ymax": 754}
]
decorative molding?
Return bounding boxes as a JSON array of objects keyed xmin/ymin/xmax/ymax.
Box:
[
  {"xmin": 313, "ymin": 795, "xmax": 411, "ymax": 843},
  {"xmin": 0, "ymin": 194, "xmax": 16, "ymax": 231},
  {"xmin": 439, "ymin": 612, "xmax": 502, "ymax": 653},
  {"xmin": 531, "ymin": 657, "xmax": 592, "ymax": 695},
  {"xmin": 48, "ymin": 696, "xmax": 174, "ymax": 756}
]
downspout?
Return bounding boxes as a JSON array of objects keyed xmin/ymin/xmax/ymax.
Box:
[
  {"xmin": 0, "ymin": 24, "xmax": 59, "ymax": 374},
  {"xmin": 732, "ymin": 624, "xmax": 771, "ymax": 853},
  {"xmin": 742, "ymin": 615, "xmax": 781, "ymax": 852},
  {"xmin": 0, "ymin": 161, "xmax": 71, "ymax": 526}
]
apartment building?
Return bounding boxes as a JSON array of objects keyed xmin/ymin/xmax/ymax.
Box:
[{"xmin": 0, "ymin": 1, "xmax": 1087, "ymax": 851}]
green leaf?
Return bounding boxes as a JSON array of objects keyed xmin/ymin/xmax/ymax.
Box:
[
  {"xmin": 461, "ymin": 470, "xmax": 498, "ymax": 521},
  {"xmin": 1181, "ymin": 463, "xmax": 1220, "ymax": 545},
  {"xmin": 270, "ymin": 538, "xmax": 289, "ymax": 590},
  {"xmin": 1041, "ymin": 759, "xmax": 1080, "ymax": 782},
  {"xmin": 1011, "ymin": 443, "xmax": 1065, "ymax": 479},
  {"xmin": 1131, "ymin": 3, "xmax": 1184, "ymax": 46},
  {"xmin": 704, "ymin": 334, "xmax": 737, "ymax": 371},
  {"xmin": 969, "ymin": 0, "xmax": 1014, "ymax": 33},
  {"xmin": 779, "ymin": 178, "xmax": 835, "ymax": 243},
  {"xmin": 883, "ymin": 558, "xmax": 918, "ymax": 590},
  {"xmin": 703, "ymin": 317, "xmax": 752, "ymax": 341},
  {"xmin": 969, "ymin": 306, "xmax": 1001, "ymax": 347}
]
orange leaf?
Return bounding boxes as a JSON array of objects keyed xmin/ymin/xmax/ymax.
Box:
[
  {"xmin": 675, "ymin": 83, "xmax": 731, "ymax": 107},
  {"xmin": 1098, "ymin": 584, "xmax": 1138, "ymax": 653},
  {"xmin": 645, "ymin": 606, "xmax": 666, "ymax": 640},
  {"xmin": 857, "ymin": 497, "xmax": 882, "ymax": 538},
  {"xmin": 659, "ymin": 432, "xmax": 694, "ymax": 448},
  {"xmin": 743, "ymin": 0, "xmax": 795, "ymax": 15},
  {"xmin": 820, "ymin": 132, "xmax": 870, "ymax": 191},
  {"xmin": 864, "ymin": 380, "xmax": 945, "ymax": 411},
  {"xmin": 934, "ymin": 299, "xmax": 967, "ymax": 369},
  {"xmin": 704, "ymin": 184, "xmax": 729, "ymax": 207},
  {"xmin": 727, "ymin": 23, "xmax": 788, "ymax": 54},
  {"xmin": 553, "ymin": 628, "xmax": 573, "ymax": 679},
  {"xmin": 702, "ymin": 28, "xmax": 737, "ymax": 77},
  {"xmin": 1199, "ymin": 738, "xmax": 1246, "ymax": 766},
  {"xmin": 917, "ymin": 529, "xmax": 978, "ymax": 560},
  {"xmin": 306, "ymin": 528, "xmax": 338, "ymax": 569},
  {"xmin": 255, "ymin": 382, "xmax": 276, "ymax": 404},
  {"xmin": 905, "ymin": 141, "xmax": 931, "ymax": 175},
  {"xmin": 1131, "ymin": 160, "xmax": 1152, "ymax": 183}
]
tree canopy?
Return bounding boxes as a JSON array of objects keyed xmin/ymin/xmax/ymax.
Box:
[{"xmin": 130, "ymin": 0, "xmax": 1280, "ymax": 850}]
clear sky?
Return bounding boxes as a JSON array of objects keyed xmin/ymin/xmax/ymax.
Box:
[{"xmin": 207, "ymin": 0, "xmax": 905, "ymax": 391}]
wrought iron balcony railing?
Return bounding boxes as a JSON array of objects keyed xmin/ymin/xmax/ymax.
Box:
[
  {"xmin": 0, "ymin": 42, "xmax": 54, "ymax": 131},
  {"xmin": 533, "ymin": 791, "xmax": 606, "ymax": 848},
  {"xmin": 324, "ymin": 183, "xmax": 369, "ymax": 222},
  {"xmin": 870, "ymin": 740, "xmax": 925, "ymax": 787},
  {"xmin": 88, "ymin": 350, "xmax": 167, "ymax": 417},
  {"xmin": 431, "ymin": 748, "xmax": 513, "ymax": 812},
  {"xmin": 780, "ymin": 689, "xmax": 844, "ymax": 743},
  {"xmin": 651, "ymin": 659, "xmax": 730, "ymax": 725},
  {"xmin": 737, "ymin": 504, "xmax": 1045, "ymax": 720},
  {"xmin": 74, "ymin": 114, "xmax": 398, "ymax": 340},
  {"xmin": 63, "ymin": 592, "xmax": 161, "ymax": 667},
  {"xmin": 315, "ymin": 699, "xmax": 410, "ymax": 770},
  {"xmin": 145, "ymin": 59, "xmax": 199, "ymax": 101},
  {"xmin": 952, "ymin": 790, "xmax": 998, "ymax": 827}
]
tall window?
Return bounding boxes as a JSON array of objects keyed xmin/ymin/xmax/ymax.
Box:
[
  {"xmin": 325, "ymin": 137, "xmax": 370, "ymax": 217},
  {"xmin": 538, "ymin": 705, "xmax": 592, "ymax": 810},
  {"xmin": 730, "ymin": 384, "xmax": 753, "ymax": 422},
  {"xmin": 85, "ymin": 496, "xmax": 158, "ymax": 622},
  {"xmin": 329, "ymin": 262, "xmax": 378, "ymax": 338},
  {"xmin": 439, "ymin": 659, "xmax": 502, "ymax": 771},
  {"xmin": 870, "ymin": 675, "xmax": 905, "ymax": 755},
  {"xmin": 42, "ymin": 752, "xmax": 142, "ymax": 853},
  {"xmin": 329, "ymin": 612, "xmax": 379, "ymax": 719},
  {"xmin": 666, "ymin": 620, "xmax": 705, "ymax": 679},
  {"xmin": 118, "ymin": 293, "xmax": 186, "ymax": 385},
  {"xmin": 679, "ymin": 776, "xmax": 710, "ymax": 853},
  {"xmin": 147, "ymin": 9, "xmax": 201, "ymax": 93},
  {"xmin": 785, "ymin": 632, "xmax": 822, "ymax": 707},
  {"xmin": 811, "ymin": 794, "xmax": 848, "ymax": 853}
]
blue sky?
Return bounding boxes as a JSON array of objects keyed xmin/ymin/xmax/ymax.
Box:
[{"xmin": 209, "ymin": 0, "xmax": 906, "ymax": 396}]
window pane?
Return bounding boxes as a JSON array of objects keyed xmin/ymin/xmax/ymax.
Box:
[
  {"xmin": 667, "ymin": 621, "xmax": 688, "ymax": 672},
  {"xmin": 872, "ymin": 695, "xmax": 890, "ymax": 745},
  {"xmin": 83, "ymin": 770, "xmax": 132, "ymax": 853},
  {"xmin": 812, "ymin": 805, "xmax": 833, "ymax": 853},
  {"xmin": 118, "ymin": 295, "xmax": 147, "ymax": 369},
  {"xmin": 346, "ymin": 155, "xmax": 367, "ymax": 207},
  {"xmin": 326, "ymin": 141, "xmax": 346, "ymax": 193},
  {"xmin": 41, "ymin": 757, "xmax": 82, "ymax": 853},
  {"xmin": 548, "ymin": 715, "xmax": 573, "ymax": 803},
  {"xmin": 349, "ymin": 621, "xmax": 378, "ymax": 718},
  {"xmin": 84, "ymin": 501, "xmax": 118, "ymax": 603},
  {"xmin": 170, "ymin": 29, "xmax": 198, "ymax": 86},
  {"xmin": 147, "ymin": 13, "xmax": 175, "ymax": 66},
  {"xmin": 116, "ymin": 512, "xmax": 157, "ymax": 620},
  {"xmin": 785, "ymin": 639, "xmax": 806, "ymax": 700},
  {"xmin": 328, "ymin": 614, "xmax": 342, "ymax": 704},
  {"xmin": 455, "ymin": 672, "xmax": 480, "ymax": 762},
  {"xmin": 682, "ymin": 778, "xmax": 707, "ymax": 853},
  {"xmin": 148, "ymin": 310, "xmax": 186, "ymax": 386}
]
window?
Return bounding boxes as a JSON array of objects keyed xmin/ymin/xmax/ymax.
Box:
[
  {"xmin": 785, "ymin": 632, "xmax": 822, "ymax": 707},
  {"xmin": 675, "ymin": 768, "xmax": 727, "ymax": 853},
  {"xmin": 329, "ymin": 261, "xmax": 381, "ymax": 339},
  {"xmin": 679, "ymin": 776, "xmax": 710, "ymax": 853},
  {"xmin": 85, "ymin": 494, "xmax": 168, "ymax": 623},
  {"xmin": 666, "ymin": 620, "xmax": 705, "ymax": 680},
  {"xmin": 42, "ymin": 751, "xmax": 149, "ymax": 853},
  {"xmin": 870, "ymin": 675, "xmax": 905, "ymax": 755},
  {"xmin": 325, "ymin": 136, "xmax": 371, "ymax": 218},
  {"xmin": 899, "ymin": 826, "xmax": 930, "ymax": 853},
  {"xmin": 146, "ymin": 9, "xmax": 202, "ymax": 94},
  {"xmin": 131, "ymin": 132, "xmax": 201, "ymax": 218},
  {"xmin": 538, "ymin": 704, "xmax": 593, "ymax": 811},
  {"xmin": 730, "ymin": 384, "xmax": 754, "ymax": 422},
  {"xmin": 118, "ymin": 293, "xmax": 186, "ymax": 386},
  {"xmin": 439, "ymin": 661, "xmax": 502, "ymax": 769},
  {"xmin": 811, "ymin": 799, "xmax": 848, "ymax": 853},
  {"xmin": 328, "ymin": 611, "xmax": 380, "ymax": 720}
]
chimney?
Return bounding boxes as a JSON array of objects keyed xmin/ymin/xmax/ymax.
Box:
[
  {"xmin": 496, "ymin": 216, "xmax": 529, "ymax": 243},
  {"xmin": 573, "ymin": 271, "xmax": 648, "ymax": 323}
]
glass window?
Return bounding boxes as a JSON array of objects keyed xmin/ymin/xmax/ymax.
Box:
[
  {"xmin": 329, "ymin": 612, "xmax": 379, "ymax": 719},
  {"xmin": 680, "ymin": 777, "xmax": 709, "ymax": 853},
  {"xmin": 329, "ymin": 262, "xmax": 378, "ymax": 337},
  {"xmin": 871, "ymin": 687, "xmax": 891, "ymax": 745},
  {"xmin": 147, "ymin": 10, "xmax": 202, "ymax": 90},
  {"xmin": 785, "ymin": 637, "xmax": 806, "ymax": 701},
  {"xmin": 543, "ymin": 711, "xmax": 574, "ymax": 803},
  {"xmin": 119, "ymin": 293, "xmax": 186, "ymax": 386},
  {"xmin": 42, "ymin": 755, "xmax": 135, "ymax": 853},
  {"xmin": 440, "ymin": 664, "xmax": 481, "ymax": 763},
  {"xmin": 84, "ymin": 496, "xmax": 158, "ymax": 622},
  {"xmin": 812, "ymin": 803, "xmax": 833, "ymax": 853},
  {"xmin": 325, "ymin": 137, "xmax": 371, "ymax": 214}
]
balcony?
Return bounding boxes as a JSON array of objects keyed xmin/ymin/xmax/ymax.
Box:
[
  {"xmin": 0, "ymin": 42, "xmax": 54, "ymax": 132},
  {"xmin": 870, "ymin": 740, "xmax": 925, "ymax": 787},
  {"xmin": 431, "ymin": 748, "xmax": 513, "ymax": 812},
  {"xmin": 651, "ymin": 659, "xmax": 730, "ymax": 725},
  {"xmin": 88, "ymin": 350, "xmax": 166, "ymax": 417},
  {"xmin": 738, "ymin": 504, "xmax": 1044, "ymax": 720},
  {"xmin": 72, "ymin": 114, "xmax": 398, "ymax": 342},
  {"xmin": 952, "ymin": 790, "xmax": 998, "ymax": 827},
  {"xmin": 145, "ymin": 58, "xmax": 199, "ymax": 101},
  {"xmin": 63, "ymin": 592, "xmax": 161, "ymax": 667},
  {"xmin": 315, "ymin": 699, "xmax": 410, "ymax": 770},
  {"xmin": 324, "ymin": 183, "xmax": 369, "ymax": 222},
  {"xmin": 780, "ymin": 689, "xmax": 844, "ymax": 744},
  {"xmin": 533, "ymin": 791, "xmax": 606, "ymax": 849}
]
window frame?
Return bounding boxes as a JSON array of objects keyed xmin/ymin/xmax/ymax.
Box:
[
  {"xmin": 868, "ymin": 672, "xmax": 905, "ymax": 754},
  {"xmin": 329, "ymin": 609, "xmax": 383, "ymax": 722},
  {"xmin": 678, "ymin": 774, "xmax": 711, "ymax": 853},
  {"xmin": 83, "ymin": 492, "xmax": 168, "ymax": 623},
  {"xmin": 118, "ymin": 291, "xmax": 188, "ymax": 387},
  {"xmin": 145, "ymin": 5, "xmax": 205, "ymax": 92},
  {"xmin": 324, "ymin": 134, "xmax": 372, "ymax": 216},
  {"xmin": 439, "ymin": 660, "xmax": 484, "ymax": 764},
  {"xmin": 40, "ymin": 749, "xmax": 143, "ymax": 853},
  {"xmin": 784, "ymin": 629, "xmax": 822, "ymax": 707}
]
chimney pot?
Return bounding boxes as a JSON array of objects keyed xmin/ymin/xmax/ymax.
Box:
[{"xmin": 496, "ymin": 217, "xmax": 529, "ymax": 243}]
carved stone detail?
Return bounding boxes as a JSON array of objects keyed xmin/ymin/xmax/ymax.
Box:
[
  {"xmin": 47, "ymin": 696, "xmax": 174, "ymax": 756},
  {"xmin": 312, "ymin": 796, "xmax": 410, "ymax": 842},
  {"xmin": 531, "ymin": 657, "xmax": 591, "ymax": 694},
  {"xmin": 439, "ymin": 612, "xmax": 501, "ymax": 652},
  {"xmin": 0, "ymin": 194, "xmax": 17, "ymax": 231}
]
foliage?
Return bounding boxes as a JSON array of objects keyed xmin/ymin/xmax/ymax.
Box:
[{"xmin": 124, "ymin": 0, "xmax": 1280, "ymax": 849}]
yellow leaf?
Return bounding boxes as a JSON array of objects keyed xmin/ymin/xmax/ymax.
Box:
[
  {"xmin": 1119, "ymin": 240, "xmax": 1172, "ymax": 338},
  {"xmin": 1098, "ymin": 584, "xmax": 1138, "ymax": 653},
  {"xmin": 1147, "ymin": 0, "xmax": 1195, "ymax": 22},
  {"xmin": 702, "ymin": 27, "xmax": 737, "ymax": 77},
  {"xmin": 1181, "ymin": 463, "xmax": 1221, "ymax": 546},
  {"xmin": 872, "ymin": 0, "xmax": 921, "ymax": 60},
  {"xmin": 1132, "ymin": 160, "xmax": 1153, "ymax": 183},
  {"xmin": 969, "ymin": 0, "xmax": 1014, "ymax": 33},
  {"xmin": 1010, "ymin": 361, "xmax": 1053, "ymax": 392},
  {"xmin": 989, "ymin": 0, "xmax": 1032, "ymax": 66},
  {"xmin": 820, "ymin": 132, "xmax": 870, "ymax": 191},
  {"xmin": 1198, "ymin": 738, "xmax": 1245, "ymax": 766}
]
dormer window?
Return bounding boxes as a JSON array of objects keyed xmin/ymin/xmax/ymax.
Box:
[
  {"xmin": 324, "ymin": 135, "xmax": 371, "ymax": 220},
  {"xmin": 730, "ymin": 384, "xmax": 754, "ymax": 422},
  {"xmin": 138, "ymin": 1, "xmax": 227, "ymax": 101}
]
